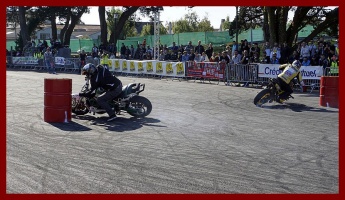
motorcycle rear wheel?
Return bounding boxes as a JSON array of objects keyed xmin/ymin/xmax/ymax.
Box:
[
  {"xmin": 127, "ymin": 96, "xmax": 152, "ymax": 117},
  {"xmin": 253, "ymin": 88, "xmax": 272, "ymax": 106}
]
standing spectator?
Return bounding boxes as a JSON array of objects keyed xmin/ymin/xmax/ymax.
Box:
[
  {"xmin": 251, "ymin": 52, "xmax": 260, "ymax": 63},
  {"xmin": 209, "ymin": 52, "xmax": 219, "ymax": 62},
  {"xmin": 263, "ymin": 41, "xmax": 271, "ymax": 59},
  {"xmin": 184, "ymin": 41, "xmax": 194, "ymax": 54},
  {"xmin": 44, "ymin": 47, "xmax": 56, "ymax": 74},
  {"xmin": 120, "ymin": 43, "xmax": 126, "ymax": 59},
  {"xmin": 188, "ymin": 49, "xmax": 196, "ymax": 61},
  {"xmin": 324, "ymin": 43, "xmax": 332, "ymax": 60},
  {"xmin": 310, "ymin": 55, "xmax": 319, "ymax": 66},
  {"xmin": 317, "ymin": 42, "xmax": 325, "ymax": 57},
  {"xmin": 231, "ymin": 50, "xmax": 241, "ymax": 64},
  {"xmin": 109, "ymin": 53, "xmax": 115, "ymax": 59},
  {"xmin": 252, "ymin": 43, "xmax": 260, "ymax": 58},
  {"xmin": 164, "ymin": 50, "xmax": 171, "ymax": 61},
  {"xmin": 308, "ymin": 40, "xmax": 318, "ymax": 58},
  {"xmin": 177, "ymin": 52, "xmax": 182, "ymax": 61},
  {"xmin": 300, "ymin": 42, "xmax": 310, "ymax": 59},
  {"xmin": 289, "ymin": 51, "xmax": 300, "ymax": 64},
  {"xmin": 232, "ymin": 41, "xmax": 238, "ymax": 57},
  {"xmin": 130, "ymin": 45, "xmax": 135, "ymax": 59},
  {"xmin": 261, "ymin": 51, "xmax": 270, "ymax": 64},
  {"xmin": 194, "ymin": 52, "xmax": 201, "ymax": 62},
  {"xmin": 100, "ymin": 53, "xmax": 109, "ymax": 68},
  {"xmin": 329, "ymin": 55, "xmax": 339, "ymax": 76},
  {"xmin": 170, "ymin": 50, "xmax": 178, "ymax": 61},
  {"xmin": 92, "ymin": 43, "xmax": 98, "ymax": 58},
  {"xmin": 79, "ymin": 49, "xmax": 87, "ymax": 73},
  {"xmin": 134, "ymin": 44, "xmax": 141, "ymax": 60},
  {"xmin": 145, "ymin": 52, "xmax": 153, "ymax": 60},
  {"xmin": 319, "ymin": 54, "xmax": 330, "ymax": 75},
  {"xmin": 171, "ymin": 42, "xmax": 179, "ymax": 55},
  {"xmin": 219, "ymin": 51, "xmax": 230, "ymax": 64},
  {"xmin": 240, "ymin": 50, "xmax": 250, "ymax": 64},
  {"xmin": 181, "ymin": 51, "xmax": 189, "ymax": 62},
  {"xmin": 270, "ymin": 53, "xmax": 280, "ymax": 64},
  {"xmin": 241, "ymin": 40, "xmax": 250, "ymax": 55},
  {"xmin": 142, "ymin": 38, "xmax": 146, "ymax": 47},
  {"xmin": 280, "ymin": 42, "xmax": 291, "ymax": 64},
  {"xmin": 200, "ymin": 52, "xmax": 209, "ymax": 62},
  {"xmin": 146, "ymin": 45, "xmax": 153, "ymax": 56},
  {"xmin": 301, "ymin": 56, "xmax": 310, "ymax": 66},
  {"xmin": 194, "ymin": 40, "xmax": 205, "ymax": 55},
  {"xmin": 270, "ymin": 42, "xmax": 281, "ymax": 60},
  {"xmin": 99, "ymin": 43, "xmax": 106, "ymax": 54},
  {"xmin": 205, "ymin": 43, "xmax": 214, "ymax": 60},
  {"xmin": 178, "ymin": 45, "xmax": 184, "ymax": 54},
  {"xmin": 125, "ymin": 46, "xmax": 131, "ymax": 59}
]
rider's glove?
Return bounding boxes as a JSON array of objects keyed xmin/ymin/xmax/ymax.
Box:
[
  {"xmin": 79, "ymin": 92, "xmax": 92, "ymax": 97},
  {"xmin": 79, "ymin": 92, "xmax": 86, "ymax": 97}
]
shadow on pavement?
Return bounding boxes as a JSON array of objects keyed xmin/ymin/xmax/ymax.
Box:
[
  {"xmin": 48, "ymin": 121, "xmax": 92, "ymax": 131},
  {"xmin": 267, "ymin": 103, "xmax": 338, "ymax": 113},
  {"xmin": 74, "ymin": 114, "xmax": 165, "ymax": 132}
]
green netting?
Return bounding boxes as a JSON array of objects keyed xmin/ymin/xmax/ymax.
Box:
[
  {"xmin": 6, "ymin": 41, "xmax": 17, "ymax": 50},
  {"xmin": 177, "ymin": 32, "xmax": 206, "ymax": 46},
  {"xmin": 118, "ymin": 40, "xmax": 139, "ymax": 47},
  {"xmin": 205, "ymin": 31, "xmax": 231, "ymax": 46}
]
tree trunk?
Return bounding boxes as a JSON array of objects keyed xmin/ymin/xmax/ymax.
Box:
[
  {"xmin": 114, "ymin": 6, "xmax": 139, "ymax": 45},
  {"xmin": 262, "ymin": 7, "xmax": 270, "ymax": 42},
  {"xmin": 60, "ymin": 13, "xmax": 70, "ymax": 44},
  {"xmin": 18, "ymin": 6, "xmax": 29, "ymax": 48},
  {"xmin": 266, "ymin": 7, "xmax": 277, "ymax": 46},
  {"xmin": 277, "ymin": 7, "xmax": 289, "ymax": 44},
  {"xmin": 98, "ymin": 6, "xmax": 107, "ymax": 45},
  {"xmin": 50, "ymin": 12, "xmax": 57, "ymax": 41},
  {"xmin": 63, "ymin": 7, "xmax": 87, "ymax": 46}
]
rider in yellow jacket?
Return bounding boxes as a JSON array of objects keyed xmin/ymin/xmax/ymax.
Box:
[{"xmin": 276, "ymin": 60, "xmax": 305, "ymax": 103}]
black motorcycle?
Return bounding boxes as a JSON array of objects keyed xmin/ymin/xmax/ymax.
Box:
[
  {"xmin": 253, "ymin": 78, "xmax": 295, "ymax": 107},
  {"xmin": 72, "ymin": 76, "xmax": 152, "ymax": 117}
]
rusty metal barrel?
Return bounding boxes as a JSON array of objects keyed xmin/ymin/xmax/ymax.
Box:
[
  {"xmin": 44, "ymin": 78, "xmax": 72, "ymax": 122},
  {"xmin": 320, "ymin": 76, "xmax": 338, "ymax": 108}
]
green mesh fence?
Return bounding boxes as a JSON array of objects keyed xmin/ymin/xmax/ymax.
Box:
[{"xmin": 6, "ymin": 41, "xmax": 17, "ymax": 50}]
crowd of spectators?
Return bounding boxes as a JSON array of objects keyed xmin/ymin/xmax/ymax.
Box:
[{"xmin": 7, "ymin": 36, "xmax": 339, "ymax": 71}]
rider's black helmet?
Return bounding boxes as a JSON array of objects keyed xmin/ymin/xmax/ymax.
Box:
[{"xmin": 81, "ymin": 63, "xmax": 97, "ymax": 76}]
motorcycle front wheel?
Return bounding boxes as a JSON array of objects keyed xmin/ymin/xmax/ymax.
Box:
[
  {"xmin": 72, "ymin": 97, "xmax": 89, "ymax": 115},
  {"xmin": 127, "ymin": 96, "xmax": 152, "ymax": 117},
  {"xmin": 253, "ymin": 88, "xmax": 273, "ymax": 107}
]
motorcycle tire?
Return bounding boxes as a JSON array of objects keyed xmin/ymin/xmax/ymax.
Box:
[
  {"xmin": 71, "ymin": 99, "xmax": 89, "ymax": 115},
  {"xmin": 253, "ymin": 88, "xmax": 272, "ymax": 106},
  {"xmin": 127, "ymin": 96, "xmax": 152, "ymax": 117}
]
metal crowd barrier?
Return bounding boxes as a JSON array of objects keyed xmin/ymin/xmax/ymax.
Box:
[{"xmin": 226, "ymin": 63, "xmax": 259, "ymax": 86}]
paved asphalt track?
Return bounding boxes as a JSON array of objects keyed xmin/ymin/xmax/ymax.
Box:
[{"xmin": 6, "ymin": 69, "xmax": 338, "ymax": 194}]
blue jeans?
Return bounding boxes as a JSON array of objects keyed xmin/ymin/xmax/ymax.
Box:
[{"xmin": 45, "ymin": 60, "xmax": 55, "ymax": 73}]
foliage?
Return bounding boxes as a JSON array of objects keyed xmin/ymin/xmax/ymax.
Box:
[
  {"xmin": 172, "ymin": 11, "xmax": 213, "ymax": 33},
  {"xmin": 228, "ymin": 6, "xmax": 338, "ymax": 48}
]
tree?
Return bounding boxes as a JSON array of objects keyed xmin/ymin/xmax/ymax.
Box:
[
  {"xmin": 99, "ymin": 6, "xmax": 107, "ymax": 45},
  {"xmin": 140, "ymin": 23, "xmax": 167, "ymax": 36},
  {"xmin": 221, "ymin": 16, "xmax": 231, "ymax": 31},
  {"xmin": 61, "ymin": 7, "xmax": 88, "ymax": 46},
  {"xmin": 197, "ymin": 16, "xmax": 214, "ymax": 32},
  {"xmin": 228, "ymin": 6, "xmax": 338, "ymax": 49},
  {"xmin": 18, "ymin": 7, "xmax": 30, "ymax": 49}
]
